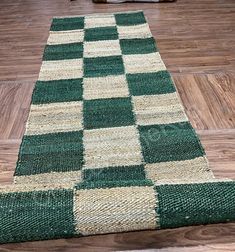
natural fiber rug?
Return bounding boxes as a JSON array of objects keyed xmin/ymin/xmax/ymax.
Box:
[{"xmin": 0, "ymin": 11, "xmax": 234, "ymax": 244}]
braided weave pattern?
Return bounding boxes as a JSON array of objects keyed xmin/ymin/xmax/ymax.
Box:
[{"xmin": 0, "ymin": 11, "xmax": 234, "ymax": 244}]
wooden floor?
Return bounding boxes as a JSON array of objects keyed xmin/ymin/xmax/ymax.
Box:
[{"xmin": 0, "ymin": 0, "xmax": 235, "ymax": 251}]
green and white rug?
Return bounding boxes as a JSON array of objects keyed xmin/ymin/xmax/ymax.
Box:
[{"xmin": 0, "ymin": 11, "xmax": 234, "ymax": 244}]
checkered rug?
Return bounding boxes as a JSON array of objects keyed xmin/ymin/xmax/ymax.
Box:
[{"xmin": 0, "ymin": 11, "xmax": 234, "ymax": 244}]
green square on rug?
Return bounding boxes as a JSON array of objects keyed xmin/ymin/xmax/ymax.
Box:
[{"xmin": 83, "ymin": 97, "xmax": 135, "ymax": 129}]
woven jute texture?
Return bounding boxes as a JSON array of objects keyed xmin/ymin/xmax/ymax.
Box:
[{"xmin": 0, "ymin": 11, "xmax": 234, "ymax": 244}]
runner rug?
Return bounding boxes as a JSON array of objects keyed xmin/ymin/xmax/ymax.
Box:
[{"xmin": 0, "ymin": 11, "xmax": 234, "ymax": 244}]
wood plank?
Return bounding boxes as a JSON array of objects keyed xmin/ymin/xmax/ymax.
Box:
[
  {"xmin": 0, "ymin": 223, "xmax": 234, "ymax": 251},
  {"xmin": 0, "ymin": 139, "xmax": 20, "ymax": 185},
  {"xmin": 173, "ymin": 73, "xmax": 235, "ymax": 130},
  {"xmin": 0, "ymin": 81, "xmax": 34, "ymax": 139},
  {"xmin": 198, "ymin": 129, "xmax": 235, "ymax": 179}
]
